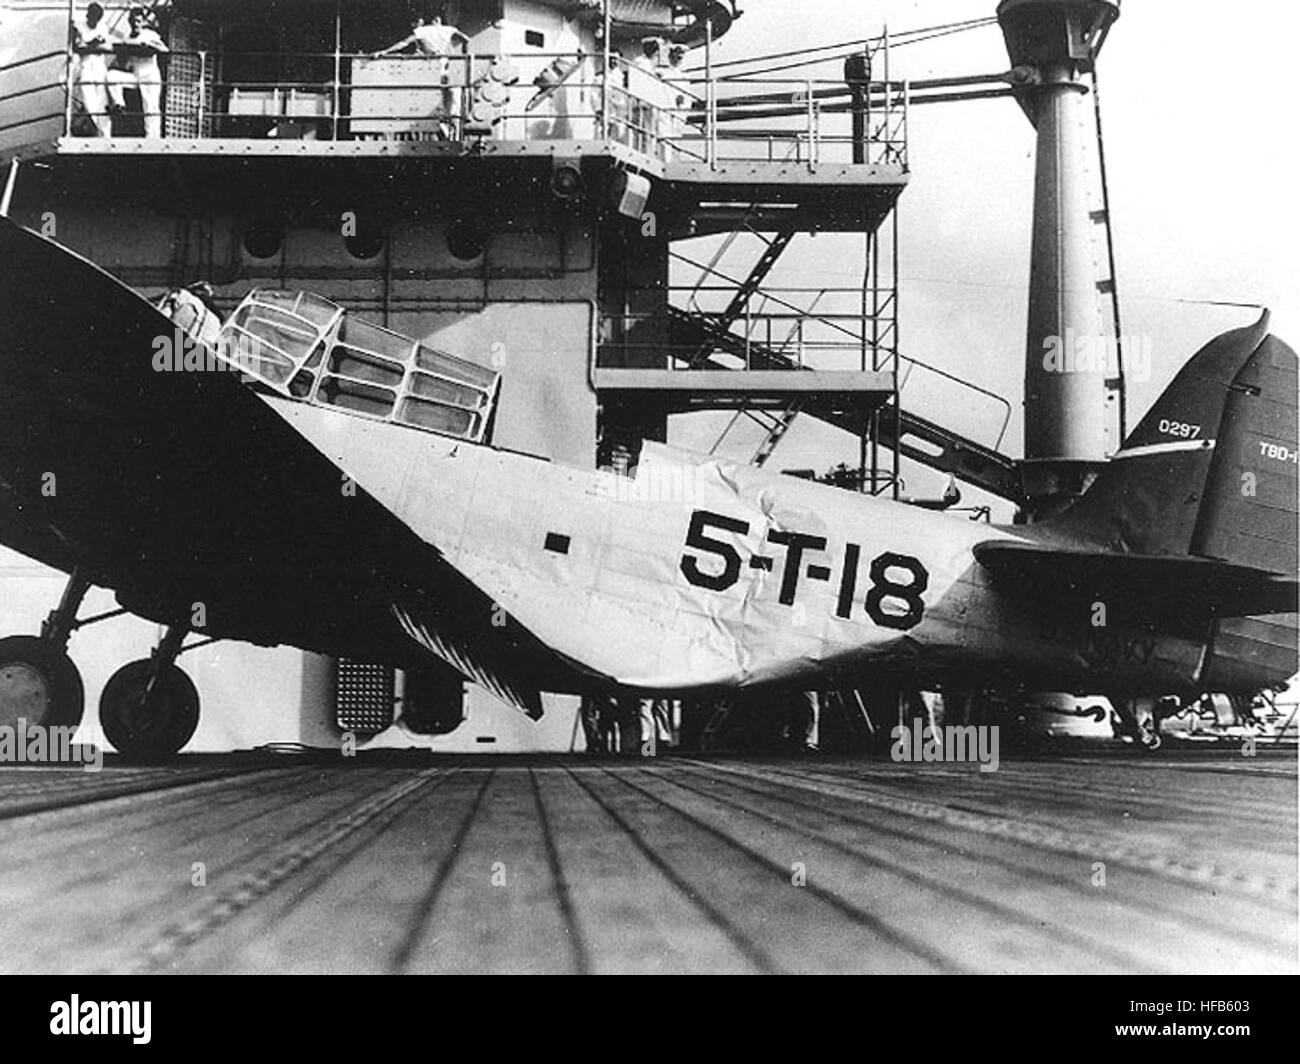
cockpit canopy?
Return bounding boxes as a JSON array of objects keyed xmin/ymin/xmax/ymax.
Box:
[{"xmin": 218, "ymin": 290, "xmax": 500, "ymax": 444}]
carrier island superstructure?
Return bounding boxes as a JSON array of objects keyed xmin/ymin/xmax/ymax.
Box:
[{"xmin": 0, "ymin": 0, "xmax": 931, "ymax": 750}]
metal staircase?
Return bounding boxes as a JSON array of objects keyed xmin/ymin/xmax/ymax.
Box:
[
  {"xmin": 750, "ymin": 404, "xmax": 801, "ymax": 466},
  {"xmin": 708, "ymin": 403, "xmax": 802, "ymax": 468},
  {"xmin": 688, "ymin": 227, "xmax": 799, "ymax": 368},
  {"xmin": 871, "ymin": 402, "xmax": 1021, "ymax": 502},
  {"xmin": 666, "ymin": 305, "xmax": 1022, "ymax": 502},
  {"xmin": 682, "ymin": 216, "xmax": 803, "ymax": 464}
]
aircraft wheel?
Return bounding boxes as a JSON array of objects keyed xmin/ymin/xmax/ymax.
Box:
[
  {"xmin": 99, "ymin": 660, "xmax": 199, "ymax": 758},
  {"xmin": 0, "ymin": 635, "xmax": 85, "ymax": 731}
]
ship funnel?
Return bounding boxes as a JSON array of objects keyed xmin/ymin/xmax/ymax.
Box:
[{"xmin": 998, "ymin": 0, "xmax": 1120, "ymax": 514}]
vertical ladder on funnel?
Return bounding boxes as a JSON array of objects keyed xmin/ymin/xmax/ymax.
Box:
[{"xmin": 1088, "ymin": 64, "xmax": 1128, "ymax": 448}]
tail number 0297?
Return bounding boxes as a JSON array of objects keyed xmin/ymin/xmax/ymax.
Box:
[{"xmin": 679, "ymin": 510, "xmax": 929, "ymax": 630}]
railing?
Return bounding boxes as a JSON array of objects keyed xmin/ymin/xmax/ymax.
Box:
[
  {"xmin": 665, "ymin": 246, "xmax": 898, "ymax": 374},
  {"xmin": 600, "ymin": 294, "xmax": 1009, "ymax": 450},
  {"xmin": 696, "ymin": 76, "xmax": 909, "ymax": 170},
  {"xmin": 599, "ymin": 248, "xmax": 897, "ymax": 377},
  {"xmin": 3, "ymin": 43, "xmax": 909, "ymax": 171},
  {"xmin": 667, "ymin": 279, "xmax": 894, "ymax": 375},
  {"xmin": 599, "ymin": 249, "xmax": 1010, "ymax": 457}
]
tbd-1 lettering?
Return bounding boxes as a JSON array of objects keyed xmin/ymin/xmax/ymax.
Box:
[
  {"xmin": 0, "ymin": 218, "xmax": 1295, "ymax": 756},
  {"xmin": 680, "ymin": 510, "xmax": 929, "ymax": 630},
  {"xmin": 1259, "ymin": 441, "xmax": 1299, "ymax": 463}
]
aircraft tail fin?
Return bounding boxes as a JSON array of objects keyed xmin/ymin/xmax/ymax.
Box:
[{"xmin": 1046, "ymin": 312, "xmax": 1298, "ymax": 578}]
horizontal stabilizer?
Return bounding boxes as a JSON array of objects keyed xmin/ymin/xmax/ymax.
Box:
[{"xmin": 973, "ymin": 540, "xmax": 1298, "ymax": 619}]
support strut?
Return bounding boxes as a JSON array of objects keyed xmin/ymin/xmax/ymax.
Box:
[{"xmin": 39, "ymin": 568, "xmax": 91, "ymax": 650}]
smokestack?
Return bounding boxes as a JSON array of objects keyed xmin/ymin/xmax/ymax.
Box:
[{"xmin": 998, "ymin": 0, "xmax": 1120, "ymax": 517}]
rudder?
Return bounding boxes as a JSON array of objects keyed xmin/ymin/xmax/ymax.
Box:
[
  {"xmin": 1047, "ymin": 313, "xmax": 1297, "ymax": 577},
  {"xmin": 1190, "ymin": 331, "xmax": 1298, "ymax": 575}
]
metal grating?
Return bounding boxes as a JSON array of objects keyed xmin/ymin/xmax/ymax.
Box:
[
  {"xmin": 334, "ymin": 659, "xmax": 396, "ymax": 735},
  {"xmin": 164, "ymin": 18, "xmax": 215, "ymax": 138}
]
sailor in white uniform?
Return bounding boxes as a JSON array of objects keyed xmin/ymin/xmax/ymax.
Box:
[
  {"xmin": 107, "ymin": 5, "xmax": 169, "ymax": 138},
  {"xmin": 373, "ymin": 12, "xmax": 468, "ymax": 76},
  {"xmin": 73, "ymin": 3, "xmax": 114, "ymax": 136},
  {"xmin": 372, "ymin": 13, "xmax": 470, "ymax": 136}
]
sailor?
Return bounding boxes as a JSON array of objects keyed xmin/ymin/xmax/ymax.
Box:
[
  {"xmin": 372, "ymin": 11, "xmax": 470, "ymax": 136},
  {"xmin": 663, "ymin": 43, "xmax": 690, "ymax": 157},
  {"xmin": 372, "ymin": 10, "xmax": 468, "ymax": 73},
  {"xmin": 107, "ymin": 5, "xmax": 169, "ymax": 138},
  {"xmin": 579, "ymin": 695, "xmax": 605, "ymax": 754},
  {"xmin": 627, "ymin": 38, "xmax": 663, "ymax": 152},
  {"xmin": 73, "ymin": 3, "xmax": 115, "ymax": 136},
  {"xmin": 634, "ymin": 37, "xmax": 662, "ymax": 74},
  {"xmin": 158, "ymin": 281, "xmax": 222, "ymax": 350},
  {"xmin": 801, "ymin": 690, "xmax": 821, "ymax": 752}
]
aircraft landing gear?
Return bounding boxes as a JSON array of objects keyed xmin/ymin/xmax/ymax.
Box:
[
  {"xmin": 99, "ymin": 624, "xmax": 200, "ymax": 758},
  {"xmin": 1111, "ymin": 695, "xmax": 1162, "ymax": 751},
  {"xmin": 0, "ymin": 569, "xmax": 91, "ymax": 730}
]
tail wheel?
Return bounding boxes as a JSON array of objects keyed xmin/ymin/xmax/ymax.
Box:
[
  {"xmin": 99, "ymin": 660, "xmax": 199, "ymax": 758},
  {"xmin": 0, "ymin": 635, "xmax": 85, "ymax": 731}
]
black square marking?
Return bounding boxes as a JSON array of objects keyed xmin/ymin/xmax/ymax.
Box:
[
  {"xmin": 545, "ymin": 532, "xmax": 571, "ymax": 555},
  {"xmin": 806, "ymin": 565, "xmax": 832, "ymax": 582}
]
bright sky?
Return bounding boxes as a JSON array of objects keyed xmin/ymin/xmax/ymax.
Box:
[{"xmin": 677, "ymin": 0, "xmax": 1300, "ymax": 506}]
